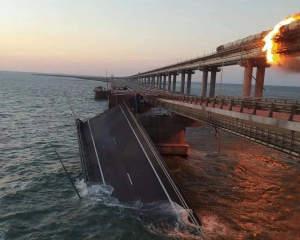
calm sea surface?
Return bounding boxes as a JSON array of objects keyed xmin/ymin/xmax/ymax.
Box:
[{"xmin": 1, "ymin": 71, "xmax": 300, "ymax": 240}]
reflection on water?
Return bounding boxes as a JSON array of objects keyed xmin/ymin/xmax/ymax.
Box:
[
  {"xmin": 1, "ymin": 72, "xmax": 300, "ymax": 239},
  {"xmin": 164, "ymin": 126, "xmax": 300, "ymax": 239}
]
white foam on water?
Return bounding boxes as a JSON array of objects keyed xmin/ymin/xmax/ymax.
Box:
[
  {"xmin": 141, "ymin": 201, "xmax": 205, "ymax": 239},
  {"xmin": 7, "ymin": 182, "xmax": 28, "ymax": 190},
  {"xmin": 75, "ymin": 179, "xmax": 89, "ymax": 197},
  {"xmin": 75, "ymin": 179, "xmax": 205, "ymax": 238},
  {"xmin": 75, "ymin": 179, "xmax": 143, "ymax": 209}
]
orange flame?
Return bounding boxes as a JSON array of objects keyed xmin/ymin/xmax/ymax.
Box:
[{"xmin": 262, "ymin": 14, "xmax": 300, "ymax": 64}]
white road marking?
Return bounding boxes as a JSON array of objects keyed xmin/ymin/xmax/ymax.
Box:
[
  {"xmin": 123, "ymin": 103, "xmax": 204, "ymax": 236},
  {"xmin": 88, "ymin": 119, "xmax": 105, "ymax": 185},
  {"xmin": 113, "ymin": 137, "xmax": 117, "ymax": 145},
  {"xmin": 127, "ymin": 173, "xmax": 133, "ymax": 185},
  {"xmin": 119, "ymin": 105, "xmax": 175, "ymax": 210}
]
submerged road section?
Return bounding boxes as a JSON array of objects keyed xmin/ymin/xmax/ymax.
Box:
[{"xmin": 76, "ymin": 102, "xmax": 203, "ymax": 235}]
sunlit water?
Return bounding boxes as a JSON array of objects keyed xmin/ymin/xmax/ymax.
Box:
[{"xmin": 1, "ymin": 71, "xmax": 300, "ymax": 239}]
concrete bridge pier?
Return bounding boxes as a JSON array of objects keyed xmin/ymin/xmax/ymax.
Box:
[
  {"xmin": 148, "ymin": 76, "xmax": 151, "ymax": 88},
  {"xmin": 201, "ymin": 68, "xmax": 208, "ymax": 97},
  {"xmin": 158, "ymin": 75, "xmax": 162, "ymax": 89},
  {"xmin": 186, "ymin": 71, "xmax": 195, "ymax": 95},
  {"xmin": 209, "ymin": 68, "xmax": 218, "ymax": 98},
  {"xmin": 254, "ymin": 66, "xmax": 266, "ymax": 98},
  {"xmin": 138, "ymin": 115, "xmax": 202, "ymax": 155},
  {"xmin": 243, "ymin": 65, "xmax": 253, "ymax": 97},
  {"xmin": 167, "ymin": 72, "xmax": 171, "ymax": 92},
  {"xmin": 151, "ymin": 76, "xmax": 155, "ymax": 88},
  {"xmin": 172, "ymin": 73, "xmax": 177, "ymax": 92},
  {"xmin": 180, "ymin": 71, "xmax": 186, "ymax": 94},
  {"xmin": 163, "ymin": 74, "xmax": 167, "ymax": 91}
]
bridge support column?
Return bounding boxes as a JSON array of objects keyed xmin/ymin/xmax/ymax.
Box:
[
  {"xmin": 163, "ymin": 75, "xmax": 167, "ymax": 91},
  {"xmin": 138, "ymin": 115, "xmax": 202, "ymax": 156},
  {"xmin": 186, "ymin": 71, "xmax": 194, "ymax": 95},
  {"xmin": 172, "ymin": 74, "xmax": 177, "ymax": 92},
  {"xmin": 158, "ymin": 75, "xmax": 162, "ymax": 89},
  {"xmin": 209, "ymin": 69, "xmax": 217, "ymax": 98},
  {"xmin": 243, "ymin": 66, "xmax": 253, "ymax": 97},
  {"xmin": 180, "ymin": 71, "xmax": 186, "ymax": 94},
  {"xmin": 254, "ymin": 66, "xmax": 265, "ymax": 98},
  {"xmin": 201, "ymin": 68, "xmax": 208, "ymax": 97},
  {"xmin": 151, "ymin": 76, "xmax": 155, "ymax": 88},
  {"xmin": 167, "ymin": 73, "xmax": 171, "ymax": 92},
  {"xmin": 148, "ymin": 76, "xmax": 150, "ymax": 87}
]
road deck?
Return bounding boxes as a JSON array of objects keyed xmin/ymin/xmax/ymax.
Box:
[{"xmin": 77, "ymin": 102, "xmax": 202, "ymax": 232}]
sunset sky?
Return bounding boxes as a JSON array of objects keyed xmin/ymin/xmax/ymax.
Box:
[{"xmin": 1, "ymin": 0, "xmax": 300, "ymax": 85}]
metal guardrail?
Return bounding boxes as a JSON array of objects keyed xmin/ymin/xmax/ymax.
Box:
[
  {"xmin": 76, "ymin": 119, "xmax": 89, "ymax": 183},
  {"xmin": 146, "ymin": 97, "xmax": 300, "ymax": 158},
  {"xmin": 158, "ymin": 94, "xmax": 300, "ymax": 122}
]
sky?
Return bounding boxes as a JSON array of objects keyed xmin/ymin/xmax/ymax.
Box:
[{"xmin": 1, "ymin": 0, "xmax": 300, "ymax": 86}]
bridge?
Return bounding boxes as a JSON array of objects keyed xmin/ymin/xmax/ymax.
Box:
[
  {"xmin": 75, "ymin": 18, "xmax": 300, "ymax": 237},
  {"xmin": 121, "ymin": 20, "xmax": 300, "ymax": 99},
  {"xmin": 110, "ymin": 78, "xmax": 300, "ymax": 159},
  {"xmin": 107, "ymin": 20, "xmax": 300, "ymax": 159}
]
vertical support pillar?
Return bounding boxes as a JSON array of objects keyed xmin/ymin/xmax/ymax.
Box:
[
  {"xmin": 201, "ymin": 68, "xmax": 208, "ymax": 97},
  {"xmin": 243, "ymin": 66, "xmax": 253, "ymax": 97},
  {"xmin": 186, "ymin": 71, "xmax": 192, "ymax": 95},
  {"xmin": 180, "ymin": 71, "xmax": 185, "ymax": 94},
  {"xmin": 148, "ymin": 76, "xmax": 150, "ymax": 87},
  {"xmin": 167, "ymin": 72, "xmax": 171, "ymax": 92},
  {"xmin": 163, "ymin": 75, "xmax": 167, "ymax": 91},
  {"xmin": 158, "ymin": 75, "xmax": 162, "ymax": 89},
  {"xmin": 209, "ymin": 69, "xmax": 217, "ymax": 98},
  {"xmin": 151, "ymin": 76, "xmax": 154, "ymax": 88},
  {"xmin": 254, "ymin": 66, "xmax": 265, "ymax": 98},
  {"xmin": 172, "ymin": 74, "xmax": 177, "ymax": 92}
]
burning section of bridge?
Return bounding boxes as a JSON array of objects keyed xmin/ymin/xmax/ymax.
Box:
[{"xmin": 262, "ymin": 13, "xmax": 300, "ymax": 64}]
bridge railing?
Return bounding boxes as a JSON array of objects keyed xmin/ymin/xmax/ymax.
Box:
[
  {"xmin": 158, "ymin": 94, "xmax": 300, "ymax": 121},
  {"xmin": 146, "ymin": 96, "xmax": 300, "ymax": 158}
]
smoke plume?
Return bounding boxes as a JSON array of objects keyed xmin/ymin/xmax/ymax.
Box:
[{"xmin": 276, "ymin": 56, "xmax": 300, "ymax": 73}]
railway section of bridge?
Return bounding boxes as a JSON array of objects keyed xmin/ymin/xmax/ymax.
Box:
[{"xmin": 122, "ymin": 20, "xmax": 300, "ymax": 99}]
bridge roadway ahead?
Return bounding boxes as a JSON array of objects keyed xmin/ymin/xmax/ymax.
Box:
[
  {"xmin": 117, "ymin": 79, "xmax": 300, "ymax": 158},
  {"xmin": 77, "ymin": 102, "xmax": 203, "ymax": 236}
]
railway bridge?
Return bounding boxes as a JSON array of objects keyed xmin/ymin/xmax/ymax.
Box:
[{"xmin": 122, "ymin": 20, "xmax": 300, "ymax": 99}]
